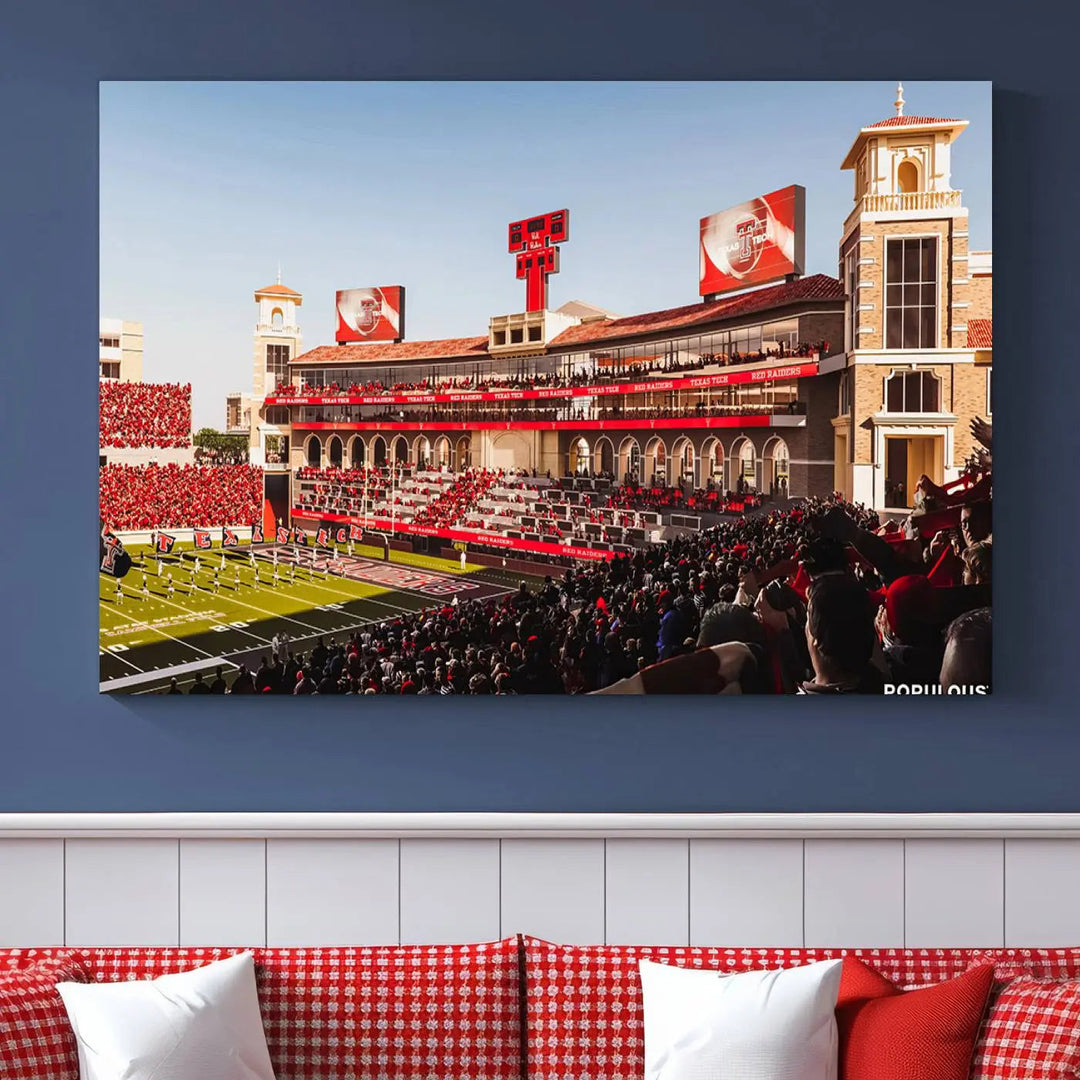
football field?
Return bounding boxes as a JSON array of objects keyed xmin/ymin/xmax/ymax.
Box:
[{"xmin": 100, "ymin": 540, "xmax": 542, "ymax": 694}]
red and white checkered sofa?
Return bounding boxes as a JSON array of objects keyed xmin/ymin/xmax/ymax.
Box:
[
  {"xmin": 519, "ymin": 938, "xmax": 1080, "ymax": 1080},
  {"xmin": 3, "ymin": 936, "xmax": 1080, "ymax": 1079},
  {"xmin": 0, "ymin": 940, "xmax": 522, "ymax": 1080}
]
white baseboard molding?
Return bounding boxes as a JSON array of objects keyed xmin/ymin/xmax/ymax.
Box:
[{"xmin": 2, "ymin": 812, "xmax": 1080, "ymax": 839}]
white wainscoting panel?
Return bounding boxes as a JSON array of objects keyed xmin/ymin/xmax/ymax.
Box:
[
  {"xmin": 1005, "ymin": 839, "xmax": 1080, "ymax": 946},
  {"xmin": 904, "ymin": 839, "xmax": 1004, "ymax": 947},
  {"xmin": 265, "ymin": 839, "xmax": 398, "ymax": 946},
  {"xmin": 179, "ymin": 840, "xmax": 266, "ymax": 947},
  {"xmin": 3, "ymin": 818, "xmax": 1080, "ymax": 951},
  {"xmin": 0, "ymin": 840, "xmax": 64, "ymax": 946},
  {"xmin": 399, "ymin": 839, "xmax": 500, "ymax": 944},
  {"xmin": 64, "ymin": 839, "xmax": 180, "ymax": 946},
  {"xmin": 804, "ymin": 839, "xmax": 904, "ymax": 947},
  {"xmin": 500, "ymin": 839, "xmax": 605, "ymax": 944},
  {"xmin": 690, "ymin": 839, "xmax": 804, "ymax": 946},
  {"xmin": 605, "ymin": 839, "xmax": 689, "ymax": 945}
]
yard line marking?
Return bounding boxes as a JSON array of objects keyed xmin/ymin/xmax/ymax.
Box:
[
  {"xmin": 96, "ymin": 637, "xmax": 147, "ymax": 676},
  {"xmin": 111, "ymin": 582, "xmax": 277, "ymax": 646},
  {"xmin": 134, "ymin": 569, "xmax": 348, "ymax": 637},
  {"xmin": 98, "ymin": 599, "xmax": 215, "ymax": 659}
]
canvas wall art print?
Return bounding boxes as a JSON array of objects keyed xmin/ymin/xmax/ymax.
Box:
[{"xmin": 98, "ymin": 81, "xmax": 993, "ymax": 697}]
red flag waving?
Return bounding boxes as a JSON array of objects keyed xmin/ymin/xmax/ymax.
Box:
[
  {"xmin": 277, "ymin": 526, "xmax": 290, "ymax": 544},
  {"xmin": 193, "ymin": 529, "xmax": 212, "ymax": 550}
]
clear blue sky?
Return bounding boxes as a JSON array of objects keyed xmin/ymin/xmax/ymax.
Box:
[{"xmin": 100, "ymin": 81, "xmax": 991, "ymax": 429}]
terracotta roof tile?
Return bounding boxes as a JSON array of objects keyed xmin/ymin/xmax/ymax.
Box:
[
  {"xmin": 864, "ymin": 116, "xmax": 963, "ymax": 129},
  {"xmin": 967, "ymin": 319, "xmax": 992, "ymax": 349},
  {"xmin": 291, "ymin": 336, "xmax": 490, "ymax": 366},
  {"xmin": 548, "ymin": 274, "xmax": 844, "ymax": 349},
  {"xmin": 256, "ymin": 283, "xmax": 302, "ymax": 296}
]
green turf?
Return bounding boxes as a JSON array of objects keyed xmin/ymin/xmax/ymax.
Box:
[{"xmin": 100, "ymin": 539, "xmax": 546, "ymax": 694}]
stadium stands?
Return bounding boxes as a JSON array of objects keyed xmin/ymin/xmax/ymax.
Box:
[
  {"xmin": 208, "ymin": 469, "xmax": 992, "ymax": 695},
  {"xmin": 99, "ymin": 463, "xmax": 263, "ymax": 529},
  {"xmin": 99, "ymin": 381, "xmax": 193, "ymax": 448}
]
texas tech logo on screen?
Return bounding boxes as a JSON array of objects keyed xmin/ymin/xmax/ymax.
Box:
[
  {"xmin": 335, "ymin": 287, "xmax": 405, "ymax": 343},
  {"xmin": 699, "ymin": 185, "xmax": 805, "ymax": 297}
]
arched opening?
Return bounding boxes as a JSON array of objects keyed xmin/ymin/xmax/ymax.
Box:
[
  {"xmin": 671, "ymin": 437, "xmax": 695, "ymax": 488},
  {"xmin": 327, "ymin": 435, "xmax": 343, "ymax": 468},
  {"xmin": 644, "ymin": 437, "xmax": 667, "ymax": 487},
  {"xmin": 434, "ymin": 437, "xmax": 452, "ymax": 469},
  {"xmin": 618, "ymin": 437, "xmax": 641, "ymax": 485},
  {"xmin": 271, "ymin": 307, "xmax": 284, "ymax": 330},
  {"xmin": 305, "ymin": 434, "xmax": 322, "ymax": 468},
  {"xmin": 897, "ymin": 159, "xmax": 920, "ymax": 194},
  {"xmin": 348, "ymin": 436, "xmax": 365, "ymax": 468},
  {"xmin": 455, "ymin": 437, "xmax": 472, "ymax": 470},
  {"xmin": 372, "ymin": 436, "xmax": 387, "ymax": 467},
  {"xmin": 731, "ymin": 437, "xmax": 756, "ymax": 491},
  {"xmin": 593, "ymin": 436, "xmax": 615, "ymax": 478},
  {"xmin": 391, "ymin": 436, "xmax": 409, "ymax": 464},
  {"xmin": 569, "ymin": 437, "xmax": 590, "ymax": 475},
  {"xmin": 701, "ymin": 438, "xmax": 725, "ymax": 490},
  {"xmin": 763, "ymin": 436, "xmax": 790, "ymax": 496},
  {"xmin": 414, "ymin": 436, "xmax": 431, "ymax": 470}
]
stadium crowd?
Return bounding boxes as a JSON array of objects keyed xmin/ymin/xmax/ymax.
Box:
[
  {"xmin": 269, "ymin": 339, "xmax": 829, "ymax": 400},
  {"xmin": 196, "ymin": 418, "xmax": 991, "ymax": 696},
  {"xmin": 99, "ymin": 381, "xmax": 192, "ymax": 448},
  {"xmin": 411, "ymin": 469, "xmax": 499, "ymax": 528},
  {"xmin": 99, "ymin": 463, "xmax": 263, "ymax": 530}
]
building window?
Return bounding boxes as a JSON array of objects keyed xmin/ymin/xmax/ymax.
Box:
[
  {"xmin": 100, "ymin": 361, "xmax": 120, "ymax": 379},
  {"xmin": 884, "ymin": 370, "xmax": 941, "ymax": 413},
  {"xmin": 846, "ymin": 251, "xmax": 859, "ymax": 350},
  {"xmin": 838, "ymin": 369, "xmax": 852, "ymax": 414},
  {"xmin": 271, "ymin": 308, "xmax": 284, "ymax": 330},
  {"xmin": 885, "ymin": 237, "xmax": 937, "ymax": 349},
  {"xmin": 265, "ymin": 344, "xmax": 290, "ymax": 390},
  {"xmin": 265, "ymin": 405, "xmax": 289, "ymax": 425},
  {"xmin": 99, "ymin": 336, "xmax": 120, "ymax": 348}
]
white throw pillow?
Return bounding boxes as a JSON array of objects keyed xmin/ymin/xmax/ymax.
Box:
[
  {"xmin": 57, "ymin": 951, "xmax": 276, "ymax": 1080},
  {"xmin": 639, "ymin": 957, "xmax": 843, "ymax": 1080}
]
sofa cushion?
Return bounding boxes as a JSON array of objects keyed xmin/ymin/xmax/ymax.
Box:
[
  {"xmin": 968, "ymin": 949, "xmax": 1080, "ymax": 981},
  {"xmin": 0, "ymin": 940, "xmax": 522, "ymax": 1080},
  {"xmin": 836, "ymin": 957, "xmax": 994, "ymax": 1080},
  {"xmin": 521, "ymin": 937, "xmax": 974, "ymax": 1080},
  {"xmin": 639, "ymin": 957, "xmax": 843, "ymax": 1080},
  {"xmin": 57, "ymin": 952, "xmax": 276, "ymax": 1080},
  {"xmin": 971, "ymin": 977, "xmax": 1080, "ymax": 1080},
  {"xmin": 0, "ymin": 954, "xmax": 92, "ymax": 1080}
]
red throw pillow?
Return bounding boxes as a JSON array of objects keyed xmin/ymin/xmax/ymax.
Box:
[
  {"xmin": 970, "ymin": 977, "xmax": 1080, "ymax": 1080},
  {"xmin": 836, "ymin": 956, "xmax": 994, "ymax": 1080},
  {"xmin": 0, "ymin": 955, "xmax": 92, "ymax": 1080}
]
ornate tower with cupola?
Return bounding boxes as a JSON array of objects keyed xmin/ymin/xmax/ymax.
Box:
[
  {"xmin": 248, "ymin": 271, "xmax": 303, "ymax": 466},
  {"xmin": 830, "ymin": 85, "xmax": 991, "ymax": 511}
]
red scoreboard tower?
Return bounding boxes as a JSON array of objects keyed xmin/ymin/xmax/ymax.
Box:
[{"xmin": 507, "ymin": 209, "xmax": 569, "ymax": 312}]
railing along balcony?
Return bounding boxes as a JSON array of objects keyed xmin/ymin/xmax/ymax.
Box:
[{"xmin": 843, "ymin": 189, "xmax": 962, "ymax": 235}]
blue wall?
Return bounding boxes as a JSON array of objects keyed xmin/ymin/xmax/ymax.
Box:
[{"xmin": 1, "ymin": 0, "xmax": 1075, "ymax": 812}]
